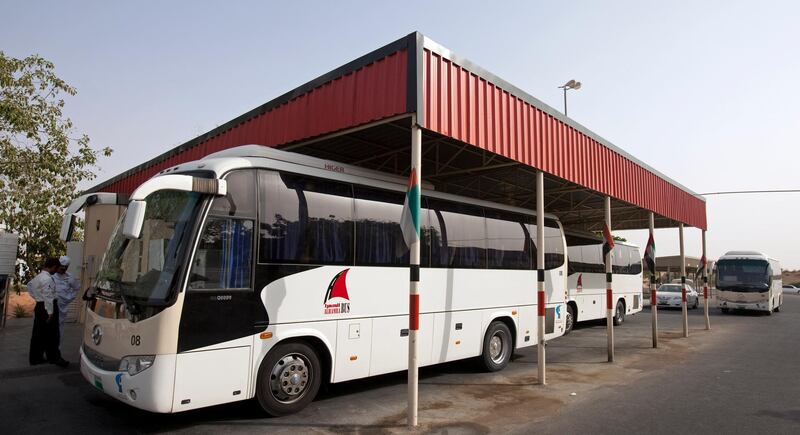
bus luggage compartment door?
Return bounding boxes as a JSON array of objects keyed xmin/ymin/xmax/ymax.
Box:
[{"xmin": 173, "ymin": 346, "xmax": 251, "ymax": 411}]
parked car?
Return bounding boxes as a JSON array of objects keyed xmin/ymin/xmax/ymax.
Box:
[
  {"xmin": 656, "ymin": 283, "xmax": 699, "ymax": 309},
  {"xmin": 782, "ymin": 284, "xmax": 800, "ymax": 295}
]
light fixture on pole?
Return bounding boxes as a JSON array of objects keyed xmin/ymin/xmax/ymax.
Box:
[{"xmin": 558, "ymin": 79, "xmax": 581, "ymax": 116}]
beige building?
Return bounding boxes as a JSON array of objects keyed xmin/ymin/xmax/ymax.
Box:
[{"xmin": 75, "ymin": 203, "xmax": 125, "ymax": 322}]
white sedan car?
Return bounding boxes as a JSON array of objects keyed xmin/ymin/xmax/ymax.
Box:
[
  {"xmin": 656, "ymin": 283, "xmax": 699, "ymax": 309},
  {"xmin": 782, "ymin": 285, "xmax": 800, "ymax": 295}
]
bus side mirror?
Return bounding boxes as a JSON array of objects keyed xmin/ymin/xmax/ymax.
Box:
[
  {"xmin": 122, "ymin": 200, "xmax": 147, "ymax": 239},
  {"xmin": 60, "ymin": 214, "xmax": 77, "ymax": 241}
]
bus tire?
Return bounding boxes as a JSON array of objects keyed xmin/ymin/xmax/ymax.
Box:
[
  {"xmin": 564, "ymin": 304, "xmax": 576, "ymax": 335},
  {"xmin": 613, "ymin": 300, "xmax": 625, "ymax": 326},
  {"xmin": 256, "ymin": 341, "xmax": 322, "ymax": 417},
  {"xmin": 481, "ymin": 321, "xmax": 512, "ymax": 372}
]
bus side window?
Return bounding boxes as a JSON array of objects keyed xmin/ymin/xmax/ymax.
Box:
[
  {"xmin": 209, "ymin": 170, "xmax": 257, "ymax": 218},
  {"xmin": 426, "ymin": 206, "xmax": 448, "ymax": 268},
  {"xmin": 630, "ymin": 248, "xmax": 642, "ymax": 275},
  {"xmin": 258, "ymin": 170, "xmax": 354, "ymax": 265},
  {"xmin": 538, "ymin": 219, "xmax": 565, "ymax": 270},
  {"xmin": 485, "ymin": 209, "xmax": 531, "ymax": 270},
  {"xmin": 353, "ymin": 187, "xmax": 409, "ymax": 266},
  {"xmin": 418, "ymin": 199, "xmax": 433, "ymax": 268},
  {"xmin": 189, "ymin": 170, "xmax": 257, "ymax": 290},
  {"xmin": 612, "ymin": 245, "xmax": 627, "ymax": 274},
  {"xmin": 189, "ymin": 217, "xmax": 254, "ymax": 290},
  {"xmin": 428, "ymin": 199, "xmax": 486, "ymax": 269},
  {"xmin": 526, "ymin": 221, "xmax": 564, "ymax": 270},
  {"xmin": 589, "ymin": 244, "xmax": 604, "ymax": 273}
]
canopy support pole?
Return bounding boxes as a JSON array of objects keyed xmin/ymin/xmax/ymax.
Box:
[
  {"xmin": 703, "ymin": 230, "xmax": 711, "ymax": 330},
  {"xmin": 650, "ymin": 212, "xmax": 658, "ymax": 348},
  {"xmin": 407, "ymin": 117, "xmax": 421, "ymax": 428},
  {"xmin": 605, "ymin": 196, "xmax": 614, "ymax": 362},
  {"xmin": 680, "ymin": 223, "xmax": 688, "ymax": 338},
  {"xmin": 536, "ymin": 171, "xmax": 547, "ymax": 385}
]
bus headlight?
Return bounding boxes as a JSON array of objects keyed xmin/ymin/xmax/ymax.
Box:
[{"xmin": 119, "ymin": 355, "xmax": 155, "ymax": 376}]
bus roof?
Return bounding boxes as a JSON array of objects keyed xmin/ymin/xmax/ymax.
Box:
[
  {"xmin": 718, "ymin": 251, "xmax": 776, "ymax": 262},
  {"xmin": 167, "ymin": 145, "xmax": 562, "ymax": 221}
]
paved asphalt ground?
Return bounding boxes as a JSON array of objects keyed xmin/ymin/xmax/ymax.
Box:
[{"xmin": 2, "ymin": 295, "xmax": 799, "ymax": 434}]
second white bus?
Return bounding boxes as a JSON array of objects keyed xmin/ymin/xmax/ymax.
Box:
[
  {"xmin": 716, "ymin": 251, "xmax": 782, "ymax": 314},
  {"xmin": 564, "ymin": 231, "xmax": 643, "ymax": 334}
]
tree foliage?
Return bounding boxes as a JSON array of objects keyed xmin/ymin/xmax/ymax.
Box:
[{"xmin": 0, "ymin": 51, "xmax": 112, "ymax": 280}]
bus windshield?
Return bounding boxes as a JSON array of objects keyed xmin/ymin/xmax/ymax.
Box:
[
  {"xmin": 94, "ymin": 190, "xmax": 204, "ymax": 311},
  {"xmin": 716, "ymin": 259, "xmax": 770, "ymax": 292}
]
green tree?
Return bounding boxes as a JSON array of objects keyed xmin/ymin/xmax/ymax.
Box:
[{"xmin": 0, "ymin": 51, "xmax": 111, "ymax": 280}]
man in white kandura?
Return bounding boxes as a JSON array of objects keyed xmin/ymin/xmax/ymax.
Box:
[
  {"xmin": 27, "ymin": 257, "xmax": 68, "ymax": 367},
  {"xmin": 53, "ymin": 256, "xmax": 80, "ymax": 342}
]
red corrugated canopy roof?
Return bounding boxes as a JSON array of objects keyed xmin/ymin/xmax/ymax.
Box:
[{"xmin": 90, "ymin": 32, "xmax": 706, "ymax": 230}]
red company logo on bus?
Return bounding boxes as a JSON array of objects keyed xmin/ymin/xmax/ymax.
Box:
[
  {"xmin": 577, "ymin": 274, "xmax": 583, "ymax": 293},
  {"xmin": 324, "ymin": 268, "xmax": 351, "ymax": 314}
]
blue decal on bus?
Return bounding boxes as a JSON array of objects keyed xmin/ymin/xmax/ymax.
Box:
[{"xmin": 115, "ymin": 373, "xmax": 123, "ymax": 393}]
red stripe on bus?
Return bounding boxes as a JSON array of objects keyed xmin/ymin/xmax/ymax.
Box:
[
  {"xmin": 409, "ymin": 294, "xmax": 420, "ymax": 330},
  {"xmin": 537, "ymin": 291, "xmax": 545, "ymax": 316}
]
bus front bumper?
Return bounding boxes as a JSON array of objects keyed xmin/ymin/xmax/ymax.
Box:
[
  {"xmin": 80, "ymin": 346, "xmax": 177, "ymax": 413},
  {"xmin": 719, "ymin": 300, "xmax": 769, "ymax": 311}
]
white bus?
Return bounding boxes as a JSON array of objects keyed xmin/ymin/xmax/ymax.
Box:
[
  {"xmin": 716, "ymin": 251, "xmax": 782, "ymax": 314},
  {"xmin": 65, "ymin": 145, "xmax": 569, "ymax": 416},
  {"xmin": 564, "ymin": 231, "xmax": 643, "ymax": 334}
]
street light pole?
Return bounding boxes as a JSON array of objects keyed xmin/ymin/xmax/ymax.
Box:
[{"xmin": 558, "ymin": 79, "xmax": 582, "ymax": 117}]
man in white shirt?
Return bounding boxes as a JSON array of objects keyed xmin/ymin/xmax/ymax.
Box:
[
  {"xmin": 54, "ymin": 256, "xmax": 80, "ymax": 341},
  {"xmin": 27, "ymin": 257, "xmax": 68, "ymax": 367}
]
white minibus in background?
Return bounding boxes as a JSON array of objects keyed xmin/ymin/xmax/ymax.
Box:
[
  {"xmin": 564, "ymin": 230, "xmax": 643, "ymax": 334},
  {"xmin": 716, "ymin": 251, "xmax": 782, "ymax": 314},
  {"xmin": 63, "ymin": 145, "xmax": 570, "ymax": 416}
]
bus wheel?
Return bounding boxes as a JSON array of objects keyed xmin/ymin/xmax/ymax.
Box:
[
  {"xmin": 564, "ymin": 305, "xmax": 576, "ymax": 335},
  {"xmin": 481, "ymin": 321, "xmax": 512, "ymax": 372},
  {"xmin": 256, "ymin": 341, "xmax": 322, "ymax": 417},
  {"xmin": 613, "ymin": 300, "xmax": 625, "ymax": 326}
]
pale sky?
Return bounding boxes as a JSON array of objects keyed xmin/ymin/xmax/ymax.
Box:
[{"xmin": 3, "ymin": 1, "xmax": 799, "ymax": 268}]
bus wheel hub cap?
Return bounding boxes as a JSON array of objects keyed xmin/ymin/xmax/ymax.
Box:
[
  {"xmin": 490, "ymin": 335, "xmax": 503, "ymax": 362},
  {"xmin": 272, "ymin": 354, "xmax": 309, "ymax": 400}
]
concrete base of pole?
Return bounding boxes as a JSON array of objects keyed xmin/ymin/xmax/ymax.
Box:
[
  {"xmin": 407, "ymin": 328, "xmax": 418, "ymax": 427},
  {"xmin": 537, "ymin": 314, "xmax": 546, "ymax": 385},
  {"xmin": 682, "ymin": 301, "xmax": 689, "ymax": 338},
  {"xmin": 607, "ymin": 308, "xmax": 614, "ymax": 362},
  {"xmin": 651, "ymin": 284, "xmax": 658, "ymax": 348}
]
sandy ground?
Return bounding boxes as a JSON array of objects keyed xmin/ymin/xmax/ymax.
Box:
[{"xmin": 782, "ymin": 270, "xmax": 800, "ymax": 286}]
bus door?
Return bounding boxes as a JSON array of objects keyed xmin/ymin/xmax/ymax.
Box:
[{"xmin": 173, "ymin": 170, "xmax": 263, "ymax": 411}]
